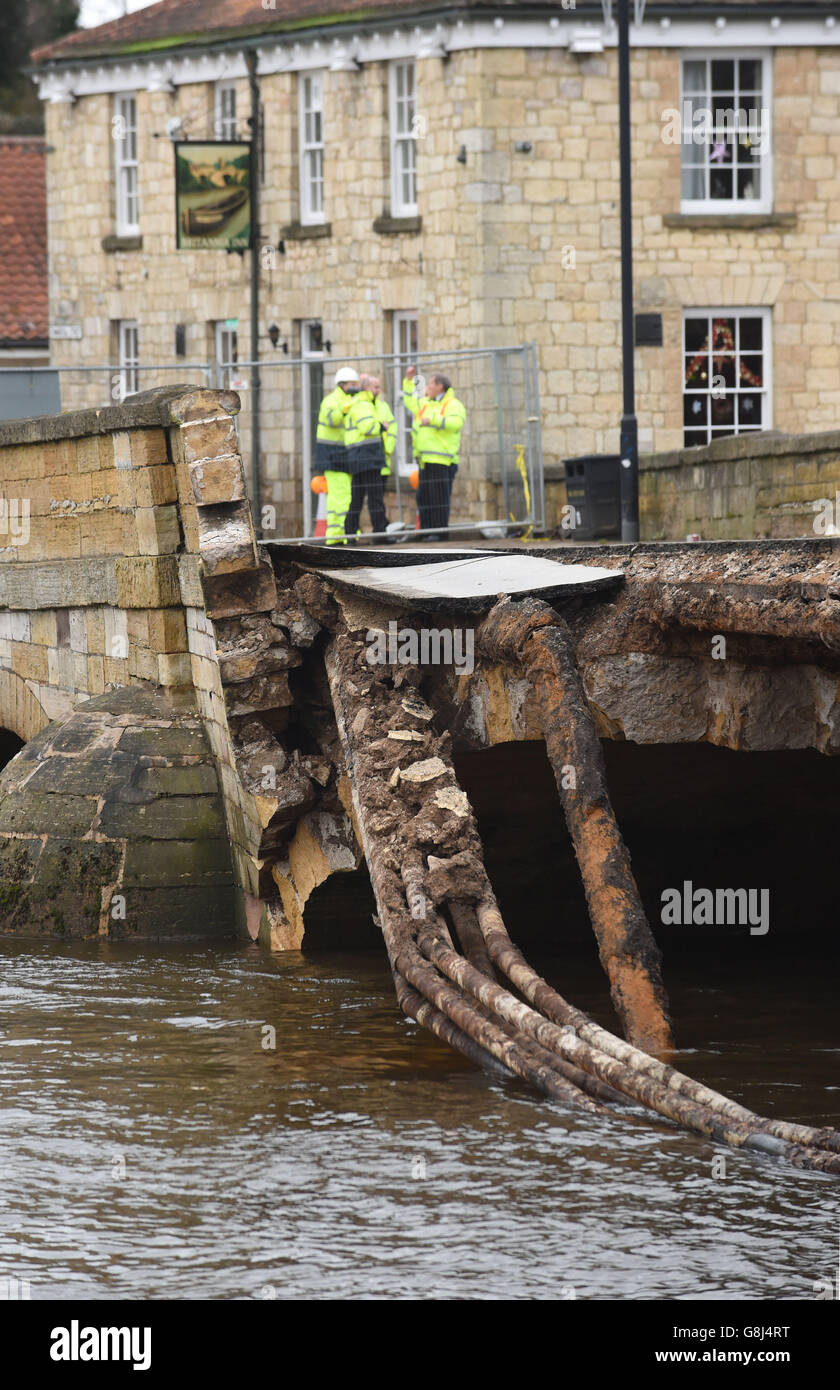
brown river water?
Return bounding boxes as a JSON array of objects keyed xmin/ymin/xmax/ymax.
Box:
[{"xmin": 0, "ymin": 936, "xmax": 837, "ymax": 1301}]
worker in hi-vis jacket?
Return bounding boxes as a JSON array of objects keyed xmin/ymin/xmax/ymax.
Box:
[
  {"xmin": 316, "ymin": 366, "xmax": 359, "ymax": 544},
  {"xmin": 402, "ymin": 366, "xmax": 466, "ymax": 539},
  {"xmin": 344, "ymin": 375, "xmax": 396, "ymax": 541}
]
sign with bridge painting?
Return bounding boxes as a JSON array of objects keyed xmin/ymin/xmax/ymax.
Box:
[{"xmin": 174, "ymin": 141, "xmax": 252, "ymax": 251}]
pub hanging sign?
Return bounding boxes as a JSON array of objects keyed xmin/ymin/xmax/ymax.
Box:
[{"xmin": 175, "ymin": 141, "xmax": 252, "ymax": 251}]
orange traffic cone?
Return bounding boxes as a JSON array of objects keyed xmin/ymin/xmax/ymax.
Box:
[
  {"xmin": 410, "ymin": 467, "xmax": 420, "ymax": 532},
  {"xmin": 311, "ymin": 475, "xmax": 328, "ymax": 538}
]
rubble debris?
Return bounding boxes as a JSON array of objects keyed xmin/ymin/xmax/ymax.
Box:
[
  {"xmin": 426, "ymin": 852, "xmax": 486, "ymax": 905},
  {"xmin": 433, "ymin": 787, "xmax": 470, "ymax": 817},
  {"xmin": 402, "ymin": 696, "xmax": 434, "ymax": 723},
  {"xmin": 270, "ymin": 589, "xmax": 322, "ymax": 648},
  {"xmin": 294, "ymin": 573, "xmax": 340, "ymax": 630},
  {"xmin": 397, "ymin": 757, "xmax": 448, "ymax": 783}
]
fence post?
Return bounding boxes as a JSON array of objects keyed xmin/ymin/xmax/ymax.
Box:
[
  {"xmin": 391, "ymin": 361, "xmax": 404, "ymax": 527},
  {"xmin": 491, "ymin": 350, "xmax": 509, "ymax": 530},
  {"xmin": 520, "ymin": 345, "xmax": 536, "ymax": 529},
  {"xmin": 528, "ymin": 342, "xmax": 545, "ymax": 531}
]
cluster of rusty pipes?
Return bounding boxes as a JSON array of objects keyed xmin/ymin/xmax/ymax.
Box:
[{"xmin": 318, "ymin": 588, "xmax": 840, "ymax": 1175}]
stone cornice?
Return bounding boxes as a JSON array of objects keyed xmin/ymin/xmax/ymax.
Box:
[{"xmin": 32, "ymin": 13, "xmax": 840, "ymax": 101}]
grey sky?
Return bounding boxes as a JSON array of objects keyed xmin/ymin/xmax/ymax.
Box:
[{"xmin": 79, "ymin": 0, "xmax": 158, "ymax": 28}]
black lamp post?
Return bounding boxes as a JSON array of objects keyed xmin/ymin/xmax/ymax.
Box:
[{"xmin": 605, "ymin": 0, "xmax": 644, "ymax": 541}]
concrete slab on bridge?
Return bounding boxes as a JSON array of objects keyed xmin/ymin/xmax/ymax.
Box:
[{"xmin": 288, "ymin": 548, "xmax": 624, "ymax": 613}]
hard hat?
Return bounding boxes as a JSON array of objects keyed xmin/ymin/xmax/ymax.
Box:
[
  {"xmin": 311, "ymin": 474, "xmax": 328, "ymax": 494},
  {"xmin": 334, "ymin": 367, "xmax": 359, "ymax": 387},
  {"xmin": 409, "ymin": 468, "xmax": 420, "ymax": 491}
]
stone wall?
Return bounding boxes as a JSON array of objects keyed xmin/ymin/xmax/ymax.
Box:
[
  {"xmin": 537, "ymin": 428, "xmax": 840, "ymax": 541},
  {"xmin": 638, "ymin": 429, "xmax": 840, "ymax": 542},
  {"xmin": 0, "ymin": 385, "xmax": 296, "ymax": 935},
  {"xmin": 0, "ymin": 383, "xmax": 374, "ymax": 940},
  {"xmin": 0, "ymin": 392, "xmax": 198, "ymax": 732},
  {"xmin": 43, "ymin": 40, "xmax": 840, "ymax": 534}
]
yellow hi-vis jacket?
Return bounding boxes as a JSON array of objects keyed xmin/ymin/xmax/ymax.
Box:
[
  {"xmin": 374, "ymin": 396, "xmax": 397, "ymax": 476},
  {"xmin": 346, "ymin": 390, "xmax": 395, "ymax": 475},
  {"xmin": 402, "ymin": 379, "xmax": 466, "ymax": 467},
  {"xmin": 315, "ymin": 386, "xmax": 354, "ymax": 470}
]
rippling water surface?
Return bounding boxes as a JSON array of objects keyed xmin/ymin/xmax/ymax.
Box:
[{"xmin": 0, "ymin": 938, "xmax": 836, "ymax": 1300}]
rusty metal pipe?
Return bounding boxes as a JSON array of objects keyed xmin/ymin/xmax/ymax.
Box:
[
  {"xmin": 417, "ymin": 922, "xmax": 840, "ymax": 1171},
  {"xmin": 477, "ymin": 595, "xmax": 673, "ymax": 1056},
  {"xmin": 415, "ymin": 924, "xmax": 752, "ymax": 1148},
  {"xmin": 392, "ymin": 937, "xmax": 606, "ymax": 1112},
  {"xmin": 411, "ymin": 930, "xmax": 629, "ymax": 1108},
  {"xmin": 448, "ymin": 901, "xmax": 496, "ymax": 980},
  {"xmin": 474, "ymin": 897, "xmax": 840, "ymax": 1156},
  {"xmin": 392, "ymin": 966, "xmax": 509, "ymax": 1078}
]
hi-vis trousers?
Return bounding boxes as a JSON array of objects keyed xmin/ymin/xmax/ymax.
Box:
[{"xmin": 324, "ymin": 469, "xmax": 352, "ymax": 545}]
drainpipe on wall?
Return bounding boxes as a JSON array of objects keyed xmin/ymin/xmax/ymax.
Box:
[{"xmin": 246, "ymin": 50, "xmax": 262, "ymax": 533}]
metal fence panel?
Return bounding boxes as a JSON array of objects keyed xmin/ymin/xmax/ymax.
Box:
[
  {"xmin": 232, "ymin": 343, "xmax": 544, "ymax": 541},
  {"xmin": 0, "ymin": 346, "xmax": 543, "ymax": 542}
]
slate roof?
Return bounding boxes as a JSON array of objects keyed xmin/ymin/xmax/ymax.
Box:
[
  {"xmin": 0, "ymin": 138, "xmax": 48, "ymax": 348},
  {"xmin": 31, "ymin": 0, "xmax": 835, "ymax": 66}
]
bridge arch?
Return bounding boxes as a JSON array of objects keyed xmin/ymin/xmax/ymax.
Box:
[{"xmin": 0, "ymin": 668, "xmax": 50, "ymax": 749}]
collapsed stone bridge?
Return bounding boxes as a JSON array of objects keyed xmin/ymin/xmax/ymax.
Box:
[
  {"xmin": 0, "ymin": 384, "xmax": 837, "ymax": 944},
  {"xmin": 0, "ymin": 384, "xmax": 839, "ymax": 1170}
]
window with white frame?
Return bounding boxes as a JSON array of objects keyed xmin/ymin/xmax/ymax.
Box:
[
  {"xmin": 114, "ymin": 93, "xmax": 139, "ymax": 234},
  {"xmin": 214, "ymin": 81, "xmax": 237, "ymax": 140},
  {"xmin": 683, "ymin": 309, "xmax": 771, "ymax": 448},
  {"xmin": 214, "ymin": 320, "xmax": 238, "ymax": 388},
  {"xmin": 299, "ymin": 72, "xmax": 324, "ymax": 224},
  {"xmin": 389, "ymin": 60, "xmax": 417, "ymax": 216},
  {"xmin": 118, "ymin": 320, "xmax": 139, "ymax": 399},
  {"xmin": 680, "ymin": 55, "xmax": 771, "ymax": 213}
]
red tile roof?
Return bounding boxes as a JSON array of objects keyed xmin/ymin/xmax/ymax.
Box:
[
  {"xmin": 0, "ymin": 138, "xmax": 48, "ymax": 348},
  {"xmin": 32, "ymin": 0, "xmax": 475, "ymax": 63},
  {"xmin": 31, "ymin": 0, "xmax": 824, "ymax": 64}
]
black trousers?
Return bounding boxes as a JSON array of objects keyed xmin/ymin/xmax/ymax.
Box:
[
  {"xmin": 345, "ymin": 468, "xmax": 387, "ymax": 537},
  {"xmin": 417, "ymin": 463, "xmax": 457, "ymax": 531}
]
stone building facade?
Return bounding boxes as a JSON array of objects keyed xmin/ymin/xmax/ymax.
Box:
[{"xmin": 31, "ymin": 0, "xmax": 840, "ymax": 535}]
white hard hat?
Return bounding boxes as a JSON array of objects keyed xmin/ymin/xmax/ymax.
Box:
[{"xmin": 334, "ymin": 367, "xmax": 359, "ymax": 387}]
